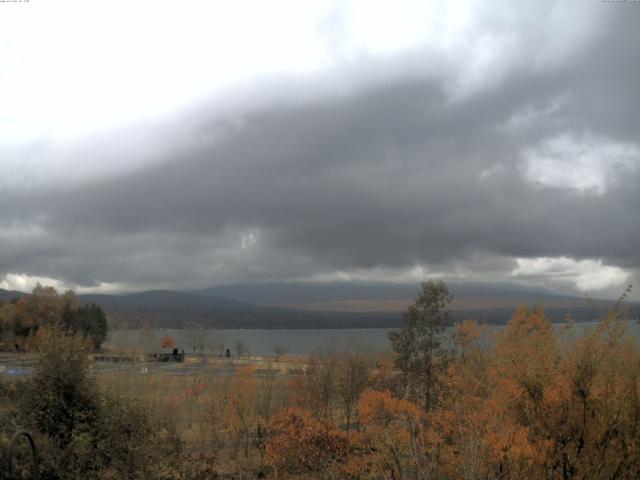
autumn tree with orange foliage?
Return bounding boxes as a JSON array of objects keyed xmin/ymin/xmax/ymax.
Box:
[
  {"xmin": 337, "ymin": 349, "xmax": 370, "ymax": 432},
  {"xmin": 7, "ymin": 285, "xmax": 72, "ymax": 348},
  {"xmin": 160, "ymin": 335, "xmax": 176, "ymax": 349},
  {"xmin": 288, "ymin": 350, "xmax": 340, "ymax": 420},
  {"xmin": 437, "ymin": 317, "xmax": 531, "ymax": 479},
  {"xmin": 0, "ymin": 284, "xmax": 107, "ymax": 351},
  {"xmin": 354, "ymin": 389, "xmax": 442, "ymax": 479},
  {"xmin": 451, "ymin": 318, "xmax": 484, "ymax": 357},
  {"xmin": 223, "ymin": 365, "xmax": 259, "ymax": 458},
  {"xmin": 435, "ymin": 304, "xmax": 640, "ymax": 480},
  {"xmin": 265, "ymin": 407, "xmax": 350, "ymax": 478},
  {"xmin": 489, "ymin": 306, "xmax": 640, "ymax": 478}
]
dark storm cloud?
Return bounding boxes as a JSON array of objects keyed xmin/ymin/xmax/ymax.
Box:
[{"xmin": 1, "ymin": 4, "xmax": 640, "ymax": 292}]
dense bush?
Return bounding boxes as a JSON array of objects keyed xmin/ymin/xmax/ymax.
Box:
[{"xmin": 2, "ymin": 330, "xmax": 181, "ymax": 480}]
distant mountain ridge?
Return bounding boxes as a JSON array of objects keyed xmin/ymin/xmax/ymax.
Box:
[
  {"xmin": 0, "ymin": 288, "xmax": 24, "ymax": 302},
  {"xmin": 173, "ymin": 281, "xmax": 639, "ymax": 326},
  {"xmin": 76, "ymin": 289, "xmax": 397, "ymax": 328},
  {"xmin": 197, "ymin": 281, "xmax": 615, "ymax": 309},
  {"xmin": 2, "ymin": 282, "xmax": 637, "ymax": 328}
]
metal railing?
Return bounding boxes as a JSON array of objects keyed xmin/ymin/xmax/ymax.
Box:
[{"xmin": 6, "ymin": 430, "xmax": 38, "ymax": 480}]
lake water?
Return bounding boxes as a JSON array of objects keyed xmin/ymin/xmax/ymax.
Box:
[{"xmin": 106, "ymin": 321, "xmax": 640, "ymax": 356}]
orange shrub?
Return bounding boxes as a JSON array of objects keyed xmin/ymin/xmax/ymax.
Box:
[
  {"xmin": 161, "ymin": 335, "xmax": 176, "ymax": 349},
  {"xmin": 265, "ymin": 407, "xmax": 349, "ymax": 477}
]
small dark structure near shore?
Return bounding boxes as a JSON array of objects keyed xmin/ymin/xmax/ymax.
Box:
[{"xmin": 152, "ymin": 349, "xmax": 185, "ymax": 363}]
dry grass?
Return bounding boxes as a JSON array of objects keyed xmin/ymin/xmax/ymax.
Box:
[{"xmin": 95, "ymin": 355, "xmax": 301, "ymax": 456}]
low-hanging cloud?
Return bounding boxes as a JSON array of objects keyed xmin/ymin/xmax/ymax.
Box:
[{"xmin": 1, "ymin": 1, "xmax": 639, "ymax": 297}]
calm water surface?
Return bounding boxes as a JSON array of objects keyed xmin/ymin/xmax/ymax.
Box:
[{"xmin": 106, "ymin": 321, "xmax": 640, "ymax": 356}]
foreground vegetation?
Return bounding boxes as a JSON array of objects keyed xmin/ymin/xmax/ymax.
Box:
[{"xmin": 1, "ymin": 281, "xmax": 640, "ymax": 479}]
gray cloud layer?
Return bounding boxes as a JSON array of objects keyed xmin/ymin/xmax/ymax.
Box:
[{"xmin": 2, "ymin": 3, "xmax": 640, "ymax": 296}]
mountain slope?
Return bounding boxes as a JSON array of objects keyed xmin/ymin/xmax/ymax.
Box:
[
  {"xmin": 4, "ymin": 282, "xmax": 636, "ymax": 328},
  {"xmin": 195, "ymin": 281, "xmax": 638, "ymax": 325},
  {"xmin": 198, "ymin": 281, "xmax": 622, "ymax": 311},
  {"xmin": 0, "ymin": 288, "xmax": 25, "ymax": 302},
  {"xmin": 76, "ymin": 289, "xmax": 397, "ymax": 328}
]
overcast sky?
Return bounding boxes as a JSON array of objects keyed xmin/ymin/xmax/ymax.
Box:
[{"xmin": 1, "ymin": 0, "xmax": 639, "ymax": 298}]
